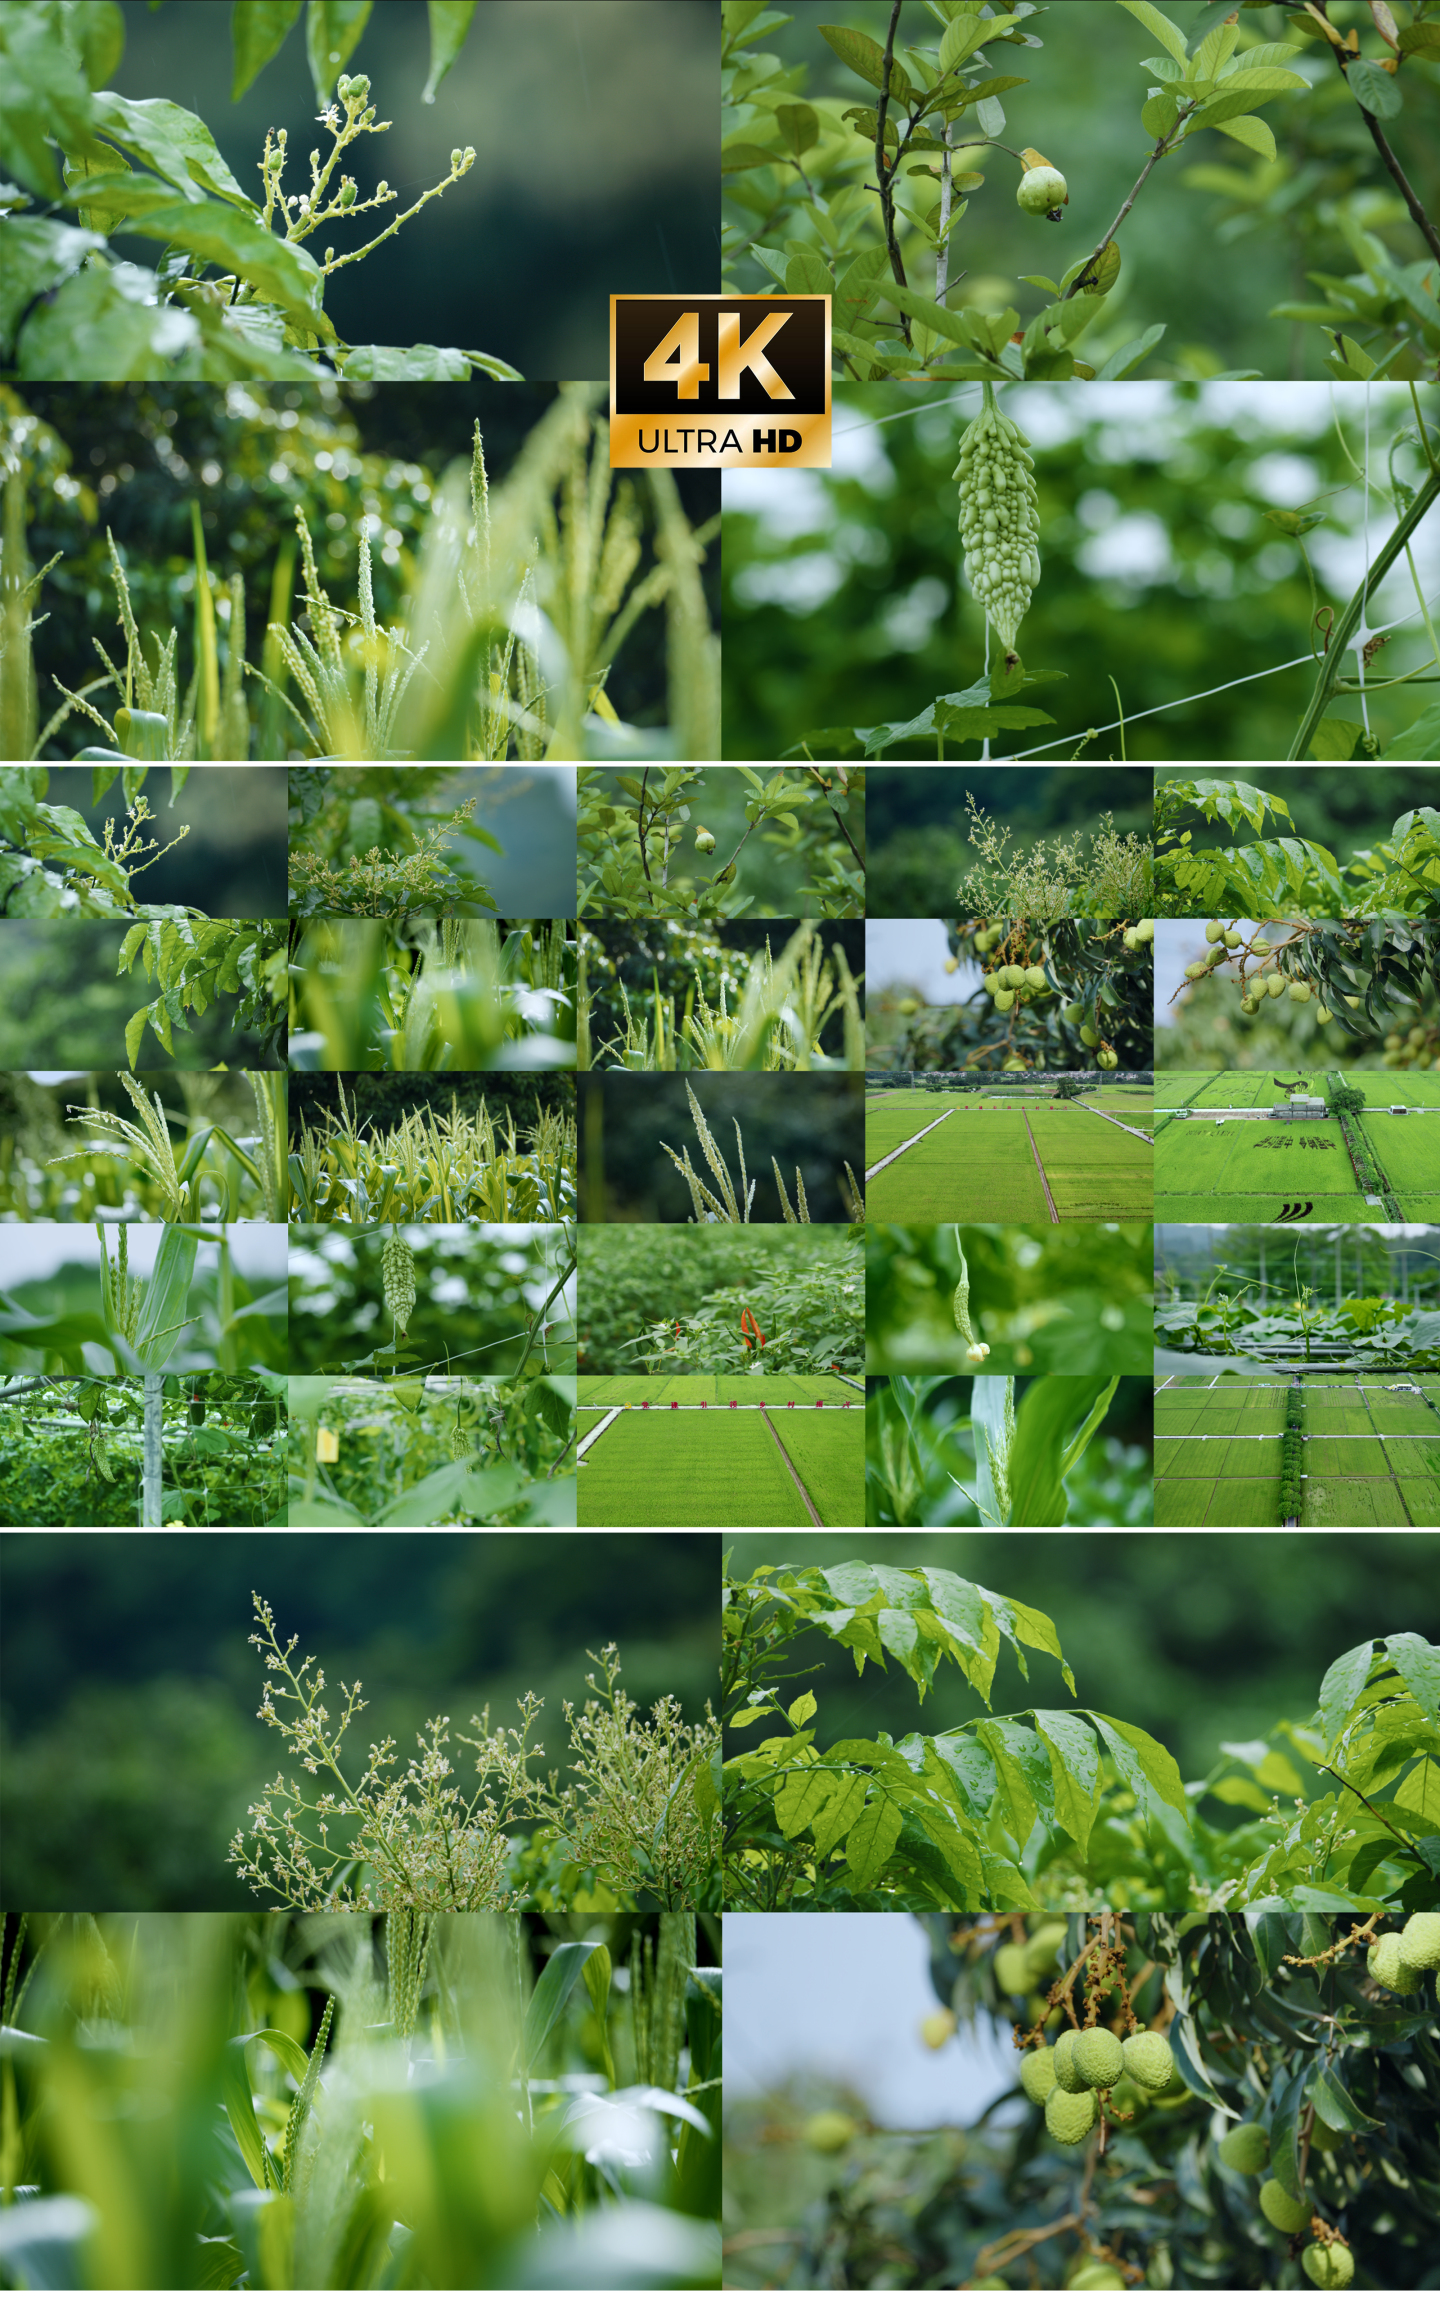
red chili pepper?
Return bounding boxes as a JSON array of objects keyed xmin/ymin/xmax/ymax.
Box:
[{"xmin": 741, "ymin": 1307, "xmax": 765, "ymax": 1352}]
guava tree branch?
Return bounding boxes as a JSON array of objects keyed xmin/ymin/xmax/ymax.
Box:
[
  {"xmin": 1060, "ymin": 105, "xmax": 1199, "ymax": 301},
  {"xmin": 874, "ymin": 0, "xmax": 912, "ymax": 344},
  {"xmin": 1305, "ymin": 0, "xmax": 1440, "ymax": 266},
  {"xmin": 1287, "ymin": 464, "xmax": 1440, "ymax": 758}
]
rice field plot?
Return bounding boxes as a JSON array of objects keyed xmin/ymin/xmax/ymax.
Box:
[
  {"xmin": 1360, "ymin": 1115, "xmax": 1440, "ymax": 1206},
  {"xmin": 1343, "ymin": 1069, "xmax": 1440, "ymax": 1104},
  {"xmin": 1302, "ymin": 1476, "xmax": 1423, "ymax": 1526},
  {"xmin": 1155, "ymin": 1116, "xmax": 1370, "ymax": 1221},
  {"xmin": 1026, "ymin": 1109, "xmax": 1152, "ymax": 1219},
  {"xmin": 866, "ymin": 1109, "xmax": 1049, "ymax": 1220},
  {"xmin": 865, "ymin": 1104, "xmax": 954, "ymax": 1162},
  {"xmin": 578, "ymin": 1375, "xmax": 856, "ymax": 1406},
  {"xmin": 1154, "ymin": 1379, "xmax": 1287, "ymax": 1525},
  {"xmin": 760, "ymin": 1408, "xmax": 863, "ymax": 1526},
  {"xmin": 578, "ymin": 1411, "xmax": 811, "ymax": 1527}
]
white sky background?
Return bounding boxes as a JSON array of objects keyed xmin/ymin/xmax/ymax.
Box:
[
  {"xmin": 724, "ymin": 384, "xmax": 1440, "ymax": 650},
  {"xmin": 0, "ymin": 1224, "xmax": 288, "ymax": 1287},
  {"xmin": 726, "ymin": 1913, "xmax": 1019, "ymax": 2128},
  {"xmin": 866, "ymin": 920, "xmax": 983, "ymax": 1004}
]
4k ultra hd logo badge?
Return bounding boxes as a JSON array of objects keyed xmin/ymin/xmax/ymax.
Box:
[{"xmin": 610, "ymin": 295, "xmax": 831, "ymax": 469}]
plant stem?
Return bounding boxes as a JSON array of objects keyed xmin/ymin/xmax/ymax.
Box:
[
  {"xmin": 874, "ymin": 0, "xmax": 911, "ymax": 345},
  {"xmin": 1287, "ymin": 465, "xmax": 1440, "ymax": 758},
  {"xmin": 1060, "ymin": 108, "xmax": 1197, "ymax": 300},
  {"xmin": 1315, "ymin": 18, "xmax": 1440, "ymax": 266}
]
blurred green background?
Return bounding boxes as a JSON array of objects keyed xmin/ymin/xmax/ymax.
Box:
[
  {"xmin": 104, "ymin": 0, "xmax": 718, "ymax": 378},
  {"xmin": 0, "ymin": 923, "xmax": 278, "ymax": 1068},
  {"xmin": 723, "ymin": 0, "xmax": 1440, "ymax": 377},
  {"xmin": 720, "ymin": 382, "xmax": 1437, "ymax": 764},
  {"xmin": 580, "ymin": 1073, "xmax": 864, "ymax": 1220},
  {"xmin": 724, "ymin": 1525, "xmax": 1440, "ymax": 1784},
  {"xmin": 866, "ymin": 1221, "xmax": 1154, "ymax": 1374},
  {"xmin": 0, "ymin": 1529, "xmax": 718, "ymax": 1907},
  {"xmin": 867, "ymin": 764, "xmax": 1154, "ymax": 918}
]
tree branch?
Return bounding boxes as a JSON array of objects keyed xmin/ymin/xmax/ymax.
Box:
[
  {"xmin": 1060, "ymin": 108, "xmax": 1197, "ymax": 300},
  {"xmin": 1311, "ymin": 3, "xmax": 1440, "ymax": 266},
  {"xmin": 874, "ymin": 0, "xmax": 911, "ymax": 345}
]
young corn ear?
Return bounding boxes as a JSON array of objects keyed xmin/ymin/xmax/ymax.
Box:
[
  {"xmin": 954, "ymin": 383, "xmax": 1040, "ymax": 655},
  {"xmin": 952, "ymin": 1228, "xmax": 990, "ymax": 1365}
]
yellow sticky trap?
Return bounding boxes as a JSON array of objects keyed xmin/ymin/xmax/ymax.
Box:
[{"xmin": 315, "ymin": 1426, "xmax": 339, "ymax": 1463}]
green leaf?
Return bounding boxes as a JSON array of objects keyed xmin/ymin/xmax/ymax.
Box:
[
  {"xmin": 0, "ymin": 217, "xmax": 103, "ymax": 357},
  {"xmin": 1384, "ymin": 1631, "xmax": 1440, "ymax": 1724},
  {"xmin": 231, "ymin": 0, "xmax": 302, "ymax": 101},
  {"xmin": 1346, "ymin": 56, "xmax": 1402, "ymax": 119},
  {"xmin": 1062, "ymin": 241, "xmax": 1120, "ymax": 297},
  {"xmin": 16, "ymin": 265, "xmax": 199, "ymax": 380},
  {"xmin": 1092, "ymin": 1712, "xmax": 1189, "ymax": 1816},
  {"xmin": 775, "ymin": 1762, "xmax": 836, "ymax": 1839},
  {"xmin": 0, "ymin": 3, "xmax": 95, "ymax": 199},
  {"xmin": 133, "ymin": 1223, "xmax": 198, "ymax": 1369},
  {"xmin": 341, "ymin": 343, "xmax": 474, "ymax": 379},
  {"xmin": 721, "ymin": 139, "xmax": 786, "ymax": 171},
  {"xmin": 1317, "ymin": 1640, "xmax": 1378, "ymax": 1748},
  {"xmin": 1310, "ymin": 716, "xmax": 1363, "ymax": 762},
  {"xmin": 810, "ymin": 1773, "xmax": 868, "ymax": 1861},
  {"xmin": 305, "ymin": 0, "xmax": 374, "ymax": 105},
  {"xmin": 221, "ymin": 2040, "xmax": 276, "ymax": 2190},
  {"xmin": 1207, "ymin": 111, "xmax": 1277, "ymax": 160},
  {"xmin": 88, "ymin": 91, "xmax": 252, "ymax": 204},
  {"xmin": 784, "ymin": 249, "xmax": 835, "ymax": 299},
  {"xmin": 116, "ymin": 197, "xmax": 325, "ymax": 326},
  {"xmin": 774, "ymin": 100, "xmax": 819, "ymax": 157},
  {"xmin": 1383, "ymin": 703, "xmax": 1440, "ymax": 760},
  {"xmin": 1140, "ymin": 89, "xmax": 1181, "ymax": 139},
  {"xmin": 233, "ymin": 2026, "xmax": 311, "ymax": 2087},
  {"xmin": 818, "ymin": 22, "xmax": 911, "ymax": 100},
  {"xmin": 1117, "ymin": 0, "xmax": 1189, "ymax": 66},
  {"xmin": 521, "ymin": 1940, "xmax": 602, "ymax": 2072},
  {"xmin": 422, "ymin": 0, "xmax": 476, "ymax": 103},
  {"xmin": 938, "ymin": 11, "xmax": 1014, "ymax": 75},
  {"xmin": 1033, "ymin": 1710, "xmax": 1100, "ymax": 1857},
  {"xmin": 845, "ymin": 1792, "xmax": 903, "ymax": 1888},
  {"xmin": 1398, "ymin": 20, "xmax": 1440, "ymax": 55},
  {"xmin": 1308, "ymin": 2064, "xmax": 1382, "ymax": 2134},
  {"xmin": 1093, "ymin": 323, "xmax": 1166, "ymax": 379}
]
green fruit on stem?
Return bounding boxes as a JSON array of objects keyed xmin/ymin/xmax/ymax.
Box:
[
  {"xmin": 1265, "ymin": 973, "xmax": 1285, "ymax": 998},
  {"xmin": 1018, "ymin": 2047, "xmax": 1058, "ymax": 2106},
  {"xmin": 1025, "ymin": 1922, "xmax": 1068, "ymax": 1977},
  {"xmin": 1017, "ymin": 163, "xmax": 1068, "ymax": 215},
  {"xmin": 1288, "ymin": 981, "xmax": 1312, "ymax": 1003},
  {"xmin": 1073, "ymin": 2029, "xmax": 1124, "ymax": 2088},
  {"xmin": 1205, "ymin": 920, "xmax": 1222, "ymax": 943},
  {"xmin": 1121, "ymin": 2031, "xmax": 1174, "ymax": 2093},
  {"xmin": 1045, "ymin": 2085, "xmax": 1098, "ymax": 2145},
  {"xmin": 995, "ymin": 1944, "xmax": 1034, "ymax": 1996},
  {"xmin": 1079, "ymin": 1025, "xmax": 1100, "ymax": 1048},
  {"xmin": 1259, "ymin": 2180, "xmax": 1309, "ymax": 2234},
  {"xmin": 1398, "ymin": 1911, "xmax": 1440, "ymax": 1970},
  {"xmin": 1315, "ymin": 1005, "xmax": 1331, "ymax": 1024},
  {"xmin": 1367, "ymin": 1932, "xmax": 1423, "ymax": 1993},
  {"xmin": 1223, "ymin": 929, "xmax": 1241, "ymax": 947},
  {"xmin": 1302, "ymin": 2241, "xmax": 1354, "ymax": 2290},
  {"xmin": 921, "ymin": 2008, "xmax": 956, "ymax": 2049},
  {"xmin": 804, "ymin": 2112, "xmax": 857, "ymax": 2153},
  {"xmin": 1252, "ymin": 936, "xmax": 1271, "ymax": 955},
  {"xmin": 994, "ymin": 988, "xmax": 1016, "ymax": 1012},
  {"xmin": 1024, "ymin": 965, "xmax": 1048, "ymax": 990},
  {"xmin": 897, "ymin": 998, "xmax": 920, "ymax": 1016},
  {"xmin": 1184, "ymin": 961, "xmax": 1209, "ymax": 981},
  {"xmin": 1218, "ymin": 2121, "xmax": 1269, "ymax": 2174},
  {"xmin": 1067, "ymin": 2268, "xmax": 1128, "ymax": 2292},
  {"xmin": 1052, "ymin": 2029, "xmax": 1088, "ymax": 2093},
  {"xmin": 1063, "ymin": 1002, "xmax": 1085, "ymax": 1025},
  {"xmin": 1096, "ymin": 1047, "xmax": 1119, "ymax": 1069}
]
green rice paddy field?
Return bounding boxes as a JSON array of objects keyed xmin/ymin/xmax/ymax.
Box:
[
  {"xmin": 577, "ymin": 1375, "xmax": 858, "ymax": 1404},
  {"xmin": 1155, "ymin": 1077, "xmax": 1439, "ymax": 1216},
  {"xmin": 576, "ymin": 1404, "xmax": 863, "ymax": 1526},
  {"xmin": 865, "ymin": 1100, "xmax": 1152, "ymax": 1220},
  {"xmin": 1155, "ymin": 1375, "xmax": 1440, "ymax": 1527}
]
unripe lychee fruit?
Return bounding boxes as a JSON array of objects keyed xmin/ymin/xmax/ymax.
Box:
[
  {"xmin": 921, "ymin": 2008, "xmax": 956, "ymax": 2049},
  {"xmin": 995, "ymin": 1944, "xmax": 1034, "ymax": 1996},
  {"xmin": 1053, "ymin": 2030, "xmax": 1088, "ymax": 2094},
  {"xmin": 1205, "ymin": 921, "xmax": 1222, "ymax": 943},
  {"xmin": 1080, "ymin": 1025, "xmax": 1100, "ymax": 1048},
  {"xmin": 1309, "ymin": 2116, "xmax": 1346, "ymax": 2152},
  {"xmin": 1025, "ymin": 965, "xmax": 1047, "ymax": 990},
  {"xmin": 1288, "ymin": 980, "xmax": 1312, "ymax": 1003},
  {"xmin": 994, "ymin": 988, "xmax": 1016, "ymax": 1012},
  {"xmin": 1073, "ymin": 2029, "xmax": 1124, "ymax": 2088},
  {"xmin": 1045, "ymin": 2085, "xmax": 1098, "ymax": 2145},
  {"xmin": 1259, "ymin": 2179, "xmax": 1310, "ymax": 2234},
  {"xmin": 1302, "ymin": 2240, "xmax": 1354, "ymax": 2290},
  {"xmin": 1344, "ymin": 994, "xmax": 1361, "ymax": 1007},
  {"xmin": 1315, "ymin": 1006, "xmax": 1331, "ymax": 1024},
  {"xmin": 944, "ymin": 956, "xmax": 960, "ymax": 973},
  {"xmin": 1398, "ymin": 1912, "xmax": 1440, "ymax": 1971},
  {"xmin": 1224, "ymin": 930, "xmax": 1241, "ymax": 948},
  {"xmin": 1134, "ymin": 920, "xmax": 1154, "ymax": 941},
  {"xmin": 1017, "ymin": 163, "xmax": 1068, "ymax": 216},
  {"xmin": 1063, "ymin": 1002, "xmax": 1085, "ymax": 1025},
  {"xmin": 1123, "ymin": 930, "xmax": 1138, "ymax": 950},
  {"xmin": 1025, "ymin": 1922, "xmax": 1068, "ymax": 1977},
  {"xmin": 1252, "ymin": 937, "xmax": 1271, "ymax": 955},
  {"xmin": 1067, "ymin": 2269, "xmax": 1129, "ymax": 2292},
  {"xmin": 804, "ymin": 2112, "xmax": 856, "ymax": 2153},
  {"xmin": 998, "ymin": 965, "xmax": 1026, "ymax": 989},
  {"xmin": 1121, "ymin": 2031, "xmax": 1174, "ymax": 2093},
  {"xmin": 1096, "ymin": 1047, "xmax": 1119, "ymax": 1069},
  {"xmin": 897, "ymin": 997, "xmax": 920, "ymax": 1016},
  {"xmin": 1019, "ymin": 2047, "xmax": 1058, "ymax": 2106},
  {"xmin": 1367, "ymin": 1931, "xmax": 1423, "ymax": 1993},
  {"xmin": 1218, "ymin": 2121, "xmax": 1269, "ymax": 2173},
  {"xmin": 983, "ymin": 972, "xmax": 1000, "ymax": 993},
  {"xmin": 1265, "ymin": 973, "xmax": 1285, "ymax": 998},
  {"xmin": 1184, "ymin": 962, "xmax": 1209, "ymax": 981}
]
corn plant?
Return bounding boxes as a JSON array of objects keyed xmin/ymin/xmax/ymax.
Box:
[
  {"xmin": 0, "ymin": 1910, "xmax": 719, "ymax": 2291},
  {"xmin": 580, "ymin": 921, "xmax": 865, "ymax": 1072},
  {"xmin": 227, "ymin": 1592, "xmax": 720, "ymax": 1912},
  {"xmin": 868, "ymin": 1372, "xmax": 1123, "ymax": 1527},
  {"xmin": 261, "ymin": 395, "xmax": 718, "ymax": 761},
  {"xmin": 18, "ymin": 1070, "xmax": 286, "ymax": 1223},
  {"xmin": 288, "ymin": 1085, "xmax": 575, "ymax": 1224},
  {"xmin": 288, "ymin": 918, "xmax": 576, "ymax": 1072}
]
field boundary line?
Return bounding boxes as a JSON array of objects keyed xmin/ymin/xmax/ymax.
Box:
[
  {"xmin": 1022, "ymin": 1112, "xmax": 1059, "ymax": 1224},
  {"xmin": 865, "ymin": 1107, "xmax": 954, "ymax": 1180},
  {"xmin": 760, "ymin": 1406, "xmax": 823, "ymax": 1526},
  {"xmin": 835, "ymin": 1373, "xmax": 865, "ymax": 1391},
  {"xmin": 576, "ymin": 1407, "xmax": 623, "ymax": 1457},
  {"xmin": 1073, "ymin": 1102, "xmax": 1154, "ymax": 1144}
]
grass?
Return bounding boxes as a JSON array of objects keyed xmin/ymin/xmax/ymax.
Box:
[
  {"xmin": 1155, "ymin": 1114, "xmax": 1373, "ymax": 1220},
  {"xmin": 1358, "ymin": 1116, "xmax": 1440, "ymax": 1195},
  {"xmin": 289, "ymin": 919, "xmax": 576, "ymax": 1073},
  {"xmin": 764, "ymin": 1410, "xmax": 863, "ymax": 1527},
  {"xmin": 580, "ymin": 921, "xmax": 864, "ymax": 1072},
  {"xmin": 578, "ymin": 1412, "xmax": 810, "ymax": 1527}
]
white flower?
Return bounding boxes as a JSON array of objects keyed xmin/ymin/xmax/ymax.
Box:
[{"xmin": 966, "ymin": 1342, "xmax": 991, "ymax": 1365}]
